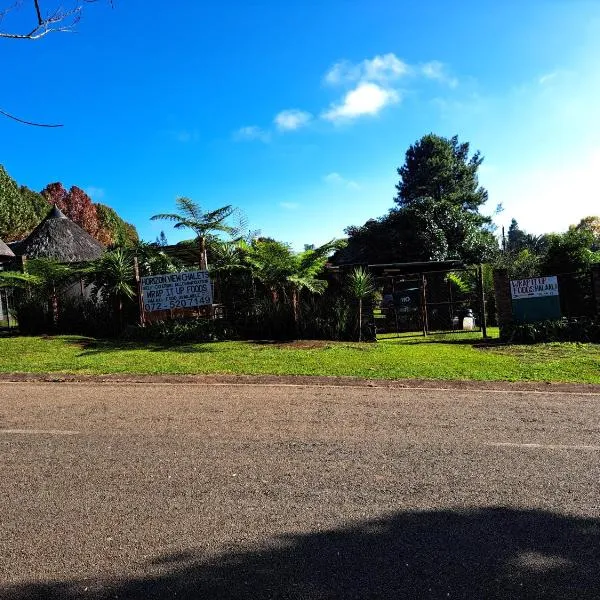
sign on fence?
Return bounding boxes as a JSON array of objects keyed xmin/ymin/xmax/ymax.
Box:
[
  {"xmin": 510, "ymin": 276, "xmax": 559, "ymax": 299},
  {"xmin": 510, "ymin": 276, "xmax": 561, "ymax": 323},
  {"xmin": 141, "ymin": 271, "xmax": 213, "ymax": 312}
]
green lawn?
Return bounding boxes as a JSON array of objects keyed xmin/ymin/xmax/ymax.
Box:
[{"xmin": 1, "ymin": 328, "xmax": 600, "ymax": 382}]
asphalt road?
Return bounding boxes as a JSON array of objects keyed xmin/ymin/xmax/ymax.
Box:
[{"xmin": 0, "ymin": 381, "xmax": 599, "ymax": 599}]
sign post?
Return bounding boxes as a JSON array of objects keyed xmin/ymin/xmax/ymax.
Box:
[{"xmin": 510, "ymin": 276, "xmax": 561, "ymax": 323}]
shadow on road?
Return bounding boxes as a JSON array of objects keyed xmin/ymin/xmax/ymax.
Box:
[{"xmin": 3, "ymin": 507, "xmax": 599, "ymax": 599}]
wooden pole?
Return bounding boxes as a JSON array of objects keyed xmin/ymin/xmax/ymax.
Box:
[
  {"xmin": 3, "ymin": 290, "xmax": 10, "ymax": 329},
  {"xmin": 421, "ymin": 273, "xmax": 428, "ymax": 336},
  {"xmin": 133, "ymin": 256, "xmax": 146, "ymax": 327},
  {"xmin": 478, "ymin": 264, "xmax": 488, "ymax": 339}
]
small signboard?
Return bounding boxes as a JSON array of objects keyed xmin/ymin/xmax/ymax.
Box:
[
  {"xmin": 510, "ymin": 276, "xmax": 559, "ymax": 299},
  {"xmin": 141, "ymin": 271, "xmax": 212, "ymax": 312},
  {"xmin": 510, "ymin": 276, "xmax": 561, "ymax": 323},
  {"xmin": 392, "ymin": 287, "xmax": 420, "ymax": 313}
]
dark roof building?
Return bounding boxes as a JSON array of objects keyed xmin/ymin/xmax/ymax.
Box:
[
  {"xmin": 16, "ymin": 205, "xmax": 104, "ymax": 263},
  {"xmin": 0, "ymin": 237, "xmax": 15, "ymax": 263}
]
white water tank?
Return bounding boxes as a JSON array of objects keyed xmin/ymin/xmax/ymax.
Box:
[{"xmin": 462, "ymin": 308, "xmax": 475, "ymax": 331}]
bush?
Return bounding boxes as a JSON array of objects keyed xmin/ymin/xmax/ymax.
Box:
[
  {"xmin": 504, "ymin": 318, "xmax": 600, "ymax": 344},
  {"xmin": 123, "ymin": 317, "xmax": 236, "ymax": 343},
  {"xmin": 13, "ymin": 297, "xmax": 47, "ymax": 334},
  {"xmin": 57, "ymin": 296, "xmax": 116, "ymax": 337}
]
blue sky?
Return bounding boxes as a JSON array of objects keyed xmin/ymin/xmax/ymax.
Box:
[{"xmin": 1, "ymin": 0, "xmax": 599, "ymax": 249}]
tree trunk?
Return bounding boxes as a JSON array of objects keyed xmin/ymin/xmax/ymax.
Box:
[
  {"xmin": 51, "ymin": 285, "xmax": 59, "ymax": 330},
  {"xmin": 358, "ymin": 297, "xmax": 363, "ymax": 342},
  {"xmin": 199, "ymin": 236, "xmax": 207, "ymax": 270},
  {"xmin": 292, "ymin": 288, "xmax": 299, "ymax": 337}
]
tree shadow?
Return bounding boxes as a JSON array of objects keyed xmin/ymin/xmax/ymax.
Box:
[
  {"xmin": 60, "ymin": 337, "xmax": 215, "ymax": 356},
  {"xmin": 378, "ymin": 334, "xmax": 502, "ymax": 347},
  {"xmin": 3, "ymin": 507, "xmax": 599, "ymax": 599}
]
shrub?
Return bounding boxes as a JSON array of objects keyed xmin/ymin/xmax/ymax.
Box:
[
  {"xmin": 504, "ymin": 318, "xmax": 600, "ymax": 344},
  {"xmin": 123, "ymin": 317, "xmax": 236, "ymax": 343}
]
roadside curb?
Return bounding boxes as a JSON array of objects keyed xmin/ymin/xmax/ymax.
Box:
[{"xmin": 1, "ymin": 372, "xmax": 600, "ymax": 393}]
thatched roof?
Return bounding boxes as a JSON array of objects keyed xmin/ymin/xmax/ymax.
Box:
[
  {"xmin": 0, "ymin": 237, "xmax": 15, "ymax": 261},
  {"xmin": 17, "ymin": 205, "xmax": 105, "ymax": 263}
]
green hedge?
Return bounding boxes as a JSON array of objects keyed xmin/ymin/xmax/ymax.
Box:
[
  {"xmin": 123, "ymin": 318, "xmax": 236, "ymax": 343},
  {"xmin": 503, "ymin": 318, "xmax": 600, "ymax": 344}
]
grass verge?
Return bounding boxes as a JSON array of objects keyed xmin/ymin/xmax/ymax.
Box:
[{"xmin": 1, "ymin": 328, "xmax": 600, "ymax": 383}]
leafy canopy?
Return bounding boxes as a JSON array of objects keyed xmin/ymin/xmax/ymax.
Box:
[
  {"xmin": 395, "ymin": 133, "xmax": 488, "ymax": 211},
  {"xmin": 151, "ymin": 197, "xmax": 239, "ymax": 239}
]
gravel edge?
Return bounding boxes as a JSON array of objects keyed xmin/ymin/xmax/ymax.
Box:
[{"xmin": 1, "ymin": 372, "xmax": 600, "ymax": 393}]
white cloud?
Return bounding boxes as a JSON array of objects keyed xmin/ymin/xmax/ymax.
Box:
[
  {"xmin": 421, "ymin": 61, "xmax": 458, "ymax": 87},
  {"xmin": 280, "ymin": 201, "xmax": 300, "ymax": 210},
  {"xmin": 169, "ymin": 129, "xmax": 200, "ymax": 143},
  {"xmin": 233, "ymin": 126, "xmax": 271, "ymax": 143},
  {"xmin": 234, "ymin": 53, "xmax": 455, "ymax": 136},
  {"xmin": 322, "ymin": 82, "xmax": 400, "ymax": 122},
  {"xmin": 323, "ymin": 172, "xmax": 359, "ymax": 189},
  {"xmin": 539, "ymin": 72, "xmax": 558, "ymax": 85},
  {"xmin": 324, "ymin": 53, "xmax": 409, "ymax": 85},
  {"xmin": 85, "ymin": 186, "xmax": 105, "ymax": 200},
  {"xmin": 274, "ymin": 109, "xmax": 313, "ymax": 131}
]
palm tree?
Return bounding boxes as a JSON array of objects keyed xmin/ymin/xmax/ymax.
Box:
[
  {"xmin": 151, "ymin": 198, "xmax": 238, "ymax": 270},
  {"xmin": 347, "ymin": 267, "xmax": 375, "ymax": 342},
  {"xmin": 246, "ymin": 239, "xmax": 341, "ymax": 332},
  {"xmin": 84, "ymin": 249, "xmax": 135, "ymax": 329}
]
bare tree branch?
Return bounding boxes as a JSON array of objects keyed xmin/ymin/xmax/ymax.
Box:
[
  {"xmin": 0, "ymin": 1, "xmax": 110, "ymax": 127},
  {"xmin": 0, "ymin": 0, "xmax": 106, "ymax": 40},
  {"xmin": 0, "ymin": 107, "xmax": 63, "ymax": 127}
]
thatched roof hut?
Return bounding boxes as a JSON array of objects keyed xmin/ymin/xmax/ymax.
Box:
[
  {"xmin": 0, "ymin": 237, "xmax": 15, "ymax": 263},
  {"xmin": 17, "ymin": 205, "xmax": 104, "ymax": 263}
]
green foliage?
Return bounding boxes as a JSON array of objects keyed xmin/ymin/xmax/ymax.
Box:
[
  {"xmin": 84, "ymin": 249, "xmax": 135, "ymax": 303},
  {"xmin": 151, "ymin": 197, "xmax": 239, "ymax": 268},
  {"xmin": 347, "ymin": 267, "xmax": 376, "ymax": 342},
  {"xmin": 0, "ymin": 270, "xmax": 42, "ymax": 289},
  {"xmin": 0, "ymin": 163, "xmax": 138, "ymax": 247},
  {"xmin": 335, "ymin": 134, "xmax": 497, "ymax": 266},
  {"xmin": 96, "ymin": 203, "xmax": 139, "ymax": 247},
  {"xmin": 573, "ymin": 216, "xmax": 600, "ymax": 250},
  {"xmin": 395, "ymin": 134, "xmax": 488, "ymax": 210},
  {"xmin": 19, "ymin": 185, "xmax": 49, "ymax": 223},
  {"xmin": 498, "ymin": 216, "xmax": 600, "ymax": 279},
  {"xmin": 245, "ymin": 238, "xmax": 339, "ymax": 299},
  {"xmin": 347, "ymin": 267, "xmax": 375, "ymax": 300},
  {"xmin": 504, "ymin": 318, "xmax": 600, "ymax": 344},
  {"xmin": 540, "ymin": 228, "xmax": 600, "ymax": 274},
  {"xmin": 505, "ymin": 219, "xmax": 546, "ymax": 254},
  {"xmin": 130, "ymin": 242, "xmax": 182, "ymax": 276},
  {"xmin": 15, "ymin": 296, "xmax": 112, "ymax": 337},
  {"xmin": 446, "ymin": 272, "xmax": 470, "ymax": 294},
  {"xmin": 495, "ymin": 248, "xmax": 541, "ymax": 279},
  {"xmin": 0, "ymin": 166, "xmax": 49, "ymax": 241},
  {"xmin": 124, "ymin": 318, "xmax": 235, "ymax": 343},
  {"xmin": 337, "ymin": 198, "xmax": 497, "ymax": 265}
]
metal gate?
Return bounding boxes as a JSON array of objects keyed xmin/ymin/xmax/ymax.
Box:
[{"xmin": 376, "ymin": 266, "xmax": 487, "ymax": 337}]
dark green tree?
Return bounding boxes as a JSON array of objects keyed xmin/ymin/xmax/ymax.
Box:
[
  {"xmin": 507, "ymin": 219, "xmax": 527, "ymax": 252},
  {"xmin": 395, "ymin": 134, "xmax": 488, "ymax": 211},
  {"xmin": 95, "ymin": 203, "xmax": 139, "ymax": 248},
  {"xmin": 0, "ymin": 167, "xmax": 51, "ymax": 241},
  {"xmin": 541, "ymin": 228, "xmax": 600, "ymax": 275},
  {"xmin": 333, "ymin": 134, "xmax": 497, "ymax": 266}
]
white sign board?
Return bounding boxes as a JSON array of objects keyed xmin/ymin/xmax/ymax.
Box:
[
  {"xmin": 510, "ymin": 276, "xmax": 559, "ymax": 300},
  {"xmin": 141, "ymin": 271, "xmax": 212, "ymax": 312}
]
